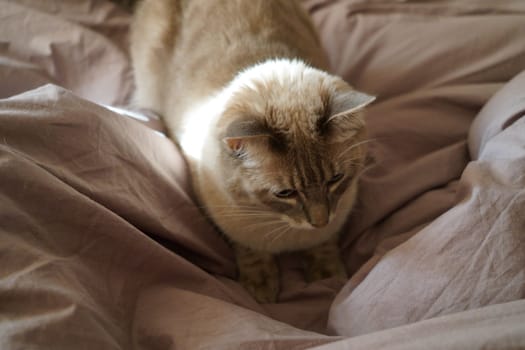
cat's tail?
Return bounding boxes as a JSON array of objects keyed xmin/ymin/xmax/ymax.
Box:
[{"xmin": 130, "ymin": 0, "xmax": 184, "ymax": 113}]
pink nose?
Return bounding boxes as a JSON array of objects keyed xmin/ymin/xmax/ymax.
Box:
[
  {"xmin": 306, "ymin": 203, "xmax": 329, "ymax": 228},
  {"xmin": 311, "ymin": 220, "xmax": 328, "ymax": 228}
]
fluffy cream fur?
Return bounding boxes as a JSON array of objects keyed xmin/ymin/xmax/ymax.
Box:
[{"xmin": 131, "ymin": 0, "xmax": 374, "ymax": 303}]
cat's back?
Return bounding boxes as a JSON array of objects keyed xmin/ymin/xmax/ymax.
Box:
[
  {"xmin": 174, "ymin": 0, "xmax": 328, "ymax": 89},
  {"xmin": 131, "ymin": 0, "xmax": 328, "ymax": 127}
]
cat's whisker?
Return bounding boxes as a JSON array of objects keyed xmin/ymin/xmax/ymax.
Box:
[
  {"xmin": 267, "ymin": 225, "xmax": 293, "ymax": 245},
  {"xmin": 244, "ymin": 220, "xmax": 286, "ymax": 232},
  {"xmin": 212, "ymin": 209, "xmax": 278, "ymax": 215},
  {"xmin": 266, "ymin": 227, "xmax": 284, "ymax": 244},
  {"xmin": 338, "ymin": 156, "xmax": 366, "ymax": 165},
  {"xmin": 202, "ymin": 208, "xmax": 276, "ymax": 215},
  {"xmin": 213, "ymin": 214, "xmax": 281, "ymax": 220},
  {"xmin": 212, "ymin": 208, "xmax": 273, "ymax": 213},
  {"xmin": 199, "ymin": 205, "xmax": 261, "ymax": 210},
  {"xmin": 338, "ymin": 138, "xmax": 377, "ymax": 158},
  {"xmin": 200, "ymin": 210, "xmax": 278, "ymax": 222},
  {"xmin": 205, "ymin": 208, "xmax": 275, "ymax": 215},
  {"xmin": 214, "ymin": 211, "xmax": 276, "ymax": 215},
  {"xmin": 264, "ymin": 224, "xmax": 289, "ymax": 242},
  {"xmin": 244, "ymin": 221, "xmax": 285, "ymax": 237},
  {"xmin": 272, "ymin": 229, "xmax": 292, "ymax": 245}
]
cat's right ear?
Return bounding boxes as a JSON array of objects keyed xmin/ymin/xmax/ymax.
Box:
[
  {"xmin": 224, "ymin": 137, "xmax": 244, "ymax": 154},
  {"xmin": 222, "ymin": 120, "xmax": 271, "ymax": 158},
  {"xmin": 223, "ymin": 135, "xmax": 270, "ymax": 157}
]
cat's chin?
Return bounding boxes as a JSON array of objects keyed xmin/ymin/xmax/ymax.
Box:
[
  {"xmin": 295, "ymin": 222, "xmax": 318, "ymax": 230},
  {"xmin": 280, "ymin": 213, "xmax": 336, "ymax": 231},
  {"xmin": 285, "ymin": 220, "xmax": 316, "ymax": 230}
]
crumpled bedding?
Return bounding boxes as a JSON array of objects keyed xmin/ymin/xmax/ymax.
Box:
[{"xmin": 1, "ymin": 0, "xmax": 524, "ymax": 349}]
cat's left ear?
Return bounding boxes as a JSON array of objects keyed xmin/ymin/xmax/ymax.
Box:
[
  {"xmin": 331, "ymin": 90, "xmax": 376, "ymax": 118},
  {"xmin": 324, "ymin": 90, "xmax": 376, "ymax": 140}
]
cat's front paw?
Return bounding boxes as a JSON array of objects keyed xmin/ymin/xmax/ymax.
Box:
[
  {"xmin": 305, "ymin": 257, "xmax": 347, "ymax": 282},
  {"xmin": 234, "ymin": 245, "xmax": 280, "ymax": 303},
  {"xmin": 304, "ymin": 240, "xmax": 348, "ymax": 283},
  {"xmin": 239, "ymin": 270, "xmax": 279, "ymax": 304}
]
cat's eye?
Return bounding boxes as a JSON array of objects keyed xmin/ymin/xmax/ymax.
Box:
[
  {"xmin": 327, "ymin": 173, "xmax": 344, "ymax": 185},
  {"xmin": 274, "ymin": 189, "xmax": 296, "ymax": 198}
]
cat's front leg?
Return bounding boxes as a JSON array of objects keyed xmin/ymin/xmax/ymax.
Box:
[
  {"xmin": 234, "ymin": 244, "xmax": 279, "ymax": 303},
  {"xmin": 303, "ymin": 238, "xmax": 347, "ymax": 282}
]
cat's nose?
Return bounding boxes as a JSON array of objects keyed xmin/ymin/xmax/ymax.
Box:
[
  {"xmin": 305, "ymin": 202, "xmax": 329, "ymax": 228},
  {"xmin": 311, "ymin": 219, "xmax": 328, "ymax": 228}
]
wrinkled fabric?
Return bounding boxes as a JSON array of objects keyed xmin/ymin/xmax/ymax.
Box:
[
  {"xmin": 0, "ymin": 0, "xmax": 132, "ymax": 104},
  {"xmin": 1, "ymin": 0, "xmax": 525, "ymax": 349}
]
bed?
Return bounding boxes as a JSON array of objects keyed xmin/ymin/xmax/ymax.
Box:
[{"xmin": 1, "ymin": 0, "xmax": 524, "ymax": 349}]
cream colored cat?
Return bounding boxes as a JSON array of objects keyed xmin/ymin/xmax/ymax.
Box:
[{"xmin": 131, "ymin": 0, "xmax": 374, "ymax": 303}]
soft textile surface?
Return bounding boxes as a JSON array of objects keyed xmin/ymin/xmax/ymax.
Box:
[{"xmin": 1, "ymin": 0, "xmax": 524, "ymax": 349}]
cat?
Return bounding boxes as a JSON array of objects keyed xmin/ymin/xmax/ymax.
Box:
[{"xmin": 130, "ymin": 0, "xmax": 375, "ymax": 303}]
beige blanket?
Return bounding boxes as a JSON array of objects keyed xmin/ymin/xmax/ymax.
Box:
[{"xmin": 1, "ymin": 0, "xmax": 524, "ymax": 349}]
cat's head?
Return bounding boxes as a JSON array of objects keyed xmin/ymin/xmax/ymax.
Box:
[{"xmin": 217, "ymin": 60, "xmax": 375, "ymax": 229}]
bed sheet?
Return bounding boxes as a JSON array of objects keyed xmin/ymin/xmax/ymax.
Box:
[{"xmin": 1, "ymin": 0, "xmax": 525, "ymax": 349}]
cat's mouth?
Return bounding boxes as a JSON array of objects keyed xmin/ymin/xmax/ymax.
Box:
[{"xmin": 281, "ymin": 214, "xmax": 335, "ymax": 230}]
